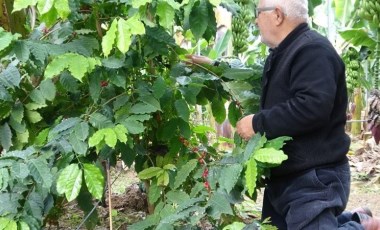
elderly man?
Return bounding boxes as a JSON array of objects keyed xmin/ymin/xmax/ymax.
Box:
[{"xmin": 234, "ymin": 0, "xmax": 380, "ymax": 229}]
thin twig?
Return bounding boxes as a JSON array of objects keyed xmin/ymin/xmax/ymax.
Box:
[{"xmin": 107, "ymin": 160, "xmax": 113, "ymax": 230}]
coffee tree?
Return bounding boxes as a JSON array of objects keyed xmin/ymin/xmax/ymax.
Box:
[{"xmin": 0, "ymin": 0, "xmax": 291, "ymax": 229}]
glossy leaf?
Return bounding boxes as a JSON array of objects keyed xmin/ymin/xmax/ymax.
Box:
[
  {"xmin": 0, "ymin": 65, "xmax": 21, "ymax": 89},
  {"xmin": 189, "ymin": 0, "xmax": 209, "ymax": 40},
  {"xmin": 45, "ymin": 53, "xmax": 101, "ymax": 81},
  {"xmin": 39, "ymin": 79, "xmax": 56, "ymax": 101},
  {"xmin": 83, "ymin": 164, "xmax": 105, "ymax": 200},
  {"xmin": 219, "ymin": 164, "xmax": 242, "ymax": 193},
  {"xmin": 54, "ymin": 0, "xmax": 70, "ymax": 19},
  {"xmin": 0, "ymin": 218, "xmax": 17, "ymax": 230},
  {"xmin": 174, "ymin": 159, "xmax": 198, "ymax": 189},
  {"xmin": 0, "ymin": 123, "xmax": 12, "ymax": 151},
  {"xmin": 56, "ymin": 164, "xmax": 83, "ymax": 202},
  {"xmin": 101, "ymin": 19, "xmax": 118, "ymax": 57},
  {"xmin": 245, "ymin": 156, "xmax": 257, "ymax": 197},
  {"xmin": 208, "ymin": 192, "xmax": 233, "ymax": 219},
  {"xmin": 175, "ymin": 99, "xmax": 190, "ymax": 122},
  {"xmin": 131, "ymin": 0, "xmax": 152, "ymax": 8},
  {"xmin": 117, "ymin": 18, "xmax": 132, "ymax": 53},
  {"xmin": 254, "ymin": 148, "xmax": 288, "ymax": 165},
  {"xmin": 211, "ymin": 97, "xmax": 226, "ymax": 124},
  {"xmin": 12, "ymin": 0, "xmax": 37, "ymax": 12},
  {"xmin": 37, "ymin": 0, "xmax": 54, "ymax": 14},
  {"xmin": 27, "ymin": 158, "xmax": 53, "ymax": 189},
  {"xmin": 138, "ymin": 167, "xmax": 163, "ymax": 179},
  {"xmin": 156, "ymin": 2, "xmax": 175, "ymax": 29}
]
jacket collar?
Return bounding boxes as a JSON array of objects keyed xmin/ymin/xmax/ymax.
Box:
[{"xmin": 269, "ymin": 23, "xmax": 309, "ymax": 55}]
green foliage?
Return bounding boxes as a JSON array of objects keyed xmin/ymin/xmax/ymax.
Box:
[{"xmin": 0, "ymin": 0, "xmax": 287, "ymax": 229}]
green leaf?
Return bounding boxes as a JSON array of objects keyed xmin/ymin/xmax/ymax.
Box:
[
  {"xmin": 245, "ymin": 156, "xmax": 257, "ymax": 197},
  {"xmin": 148, "ymin": 182, "xmax": 161, "ymax": 204},
  {"xmin": 89, "ymin": 128, "xmax": 117, "ymax": 148},
  {"xmin": 11, "ymin": 162, "xmax": 29, "ymax": 179},
  {"xmin": 223, "ymin": 222, "xmax": 245, "ymax": 230},
  {"xmin": 13, "ymin": 41, "xmax": 30, "ymax": 62},
  {"xmin": 140, "ymin": 95, "xmax": 161, "ymax": 111},
  {"xmin": 40, "ymin": 8, "xmax": 59, "ymax": 27},
  {"xmin": 12, "ymin": 0, "xmax": 37, "ymax": 12},
  {"xmin": 34, "ymin": 128, "xmax": 49, "ymax": 146},
  {"xmin": 37, "ymin": 0, "xmax": 54, "ymax": 14},
  {"xmin": 56, "ymin": 164, "xmax": 83, "ymax": 202},
  {"xmin": 0, "ymin": 123, "xmax": 12, "ymax": 151},
  {"xmin": 114, "ymin": 124, "xmax": 128, "ymax": 143},
  {"xmin": 208, "ymin": 192, "xmax": 233, "ymax": 219},
  {"xmin": 211, "ymin": 97, "xmax": 226, "ymax": 124},
  {"xmin": 122, "ymin": 118, "xmax": 145, "ymax": 134},
  {"xmin": 214, "ymin": 29, "xmax": 231, "ymax": 58},
  {"xmin": 152, "ymin": 77, "xmax": 166, "ymax": 99},
  {"xmin": 209, "ymin": 0, "xmax": 221, "ymax": 6},
  {"xmin": 174, "ymin": 159, "xmax": 198, "ymax": 189},
  {"xmin": 83, "ymin": 164, "xmax": 105, "ymax": 200},
  {"xmin": 49, "ymin": 117, "xmax": 81, "ymax": 139},
  {"xmin": 69, "ymin": 133, "xmax": 88, "ymax": 155},
  {"xmin": 130, "ymin": 102, "xmax": 158, "ymax": 114},
  {"xmin": 254, "ymin": 148, "xmax": 288, "ymax": 165},
  {"xmin": 29, "ymin": 89, "xmax": 46, "ymax": 105},
  {"xmin": 104, "ymin": 128, "xmax": 117, "ymax": 148},
  {"xmin": 0, "ymin": 65, "xmax": 21, "ymax": 89},
  {"xmin": 54, "ymin": 0, "xmax": 70, "ymax": 19},
  {"xmin": 102, "ymin": 19, "xmax": 118, "ymax": 57},
  {"xmin": 138, "ymin": 167, "xmax": 163, "ymax": 179},
  {"xmin": 0, "ymin": 29, "xmax": 14, "ymax": 51},
  {"xmin": 39, "ymin": 79, "xmax": 56, "ymax": 101},
  {"xmin": 131, "ymin": 0, "xmax": 152, "ymax": 8},
  {"xmin": 126, "ymin": 13, "xmax": 146, "ymax": 35},
  {"xmin": 264, "ymin": 136, "xmax": 292, "ymax": 150},
  {"xmin": 219, "ymin": 164, "xmax": 243, "ymax": 193},
  {"xmin": 175, "ymin": 99, "xmax": 190, "ymax": 122},
  {"xmin": 157, "ymin": 171, "xmax": 169, "ymax": 186},
  {"xmin": 190, "ymin": 0, "xmax": 209, "ymax": 40},
  {"xmin": 228, "ymin": 101, "xmax": 241, "ymax": 127},
  {"xmin": 0, "ymin": 218, "xmax": 17, "ymax": 230},
  {"xmin": 74, "ymin": 122, "xmax": 89, "ymax": 141},
  {"xmin": 18, "ymin": 221, "xmax": 30, "ymax": 230},
  {"xmin": 11, "ymin": 103, "xmax": 24, "ymax": 123},
  {"xmin": 25, "ymin": 110, "xmax": 42, "ymax": 123},
  {"xmin": 0, "ymin": 85, "xmax": 12, "ymax": 102},
  {"xmin": 27, "ymin": 158, "xmax": 53, "ymax": 189},
  {"xmin": 192, "ymin": 125, "xmax": 215, "ymax": 134},
  {"xmin": 156, "ymin": 2, "xmax": 175, "ymax": 29},
  {"xmin": 243, "ymin": 134, "xmax": 266, "ymax": 162},
  {"xmin": 117, "ymin": 18, "xmax": 132, "ymax": 53},
  {"xmin": 45, "ymin": 53, "xmax": 101, "ymax": 81},
  {"xmin": 339, "ymin": 29, "xmax": 376, "ymax": 49},
  {"xmin": 89, "ymin": 113, "xmax": 113, "ymax": 129},
  {"xmin": 163, "ymin": 164, "xmax": 176, "ymax": 171},
  {"xmin": 223, "ymin": 68, "xmax": 255, "ymax": 80}
]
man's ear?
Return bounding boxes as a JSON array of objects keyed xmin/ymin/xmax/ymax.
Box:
[{"xmin": 274, "ymin": 7, "xmax": 285, "ymax": 25}]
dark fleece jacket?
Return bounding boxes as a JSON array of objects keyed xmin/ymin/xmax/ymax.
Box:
[{"xmin": 252, "ymin": 23, "xmax": 350, "ymax": 178}]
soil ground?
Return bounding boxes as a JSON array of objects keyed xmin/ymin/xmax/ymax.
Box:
[{"xmin": 54, "ymin": 138, "xmax": 380, "ymax": 229}]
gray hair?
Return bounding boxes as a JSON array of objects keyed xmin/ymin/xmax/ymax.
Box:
[{"xmin": 263, "ymin": 0, "xmax": 309, "ymax": 21}]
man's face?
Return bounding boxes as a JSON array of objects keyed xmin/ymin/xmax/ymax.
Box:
[{"xmin": 255, "ymin": 0, "xmax": 277, "ymax": 48}]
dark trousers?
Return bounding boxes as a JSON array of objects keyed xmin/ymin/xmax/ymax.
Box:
[{"xmin": 261, "ymin": 162, "xmax": 364, "ymax": 230}]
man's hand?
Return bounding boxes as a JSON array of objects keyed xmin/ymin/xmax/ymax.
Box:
[
  {"xmin": 184, "ymin": 54, "xmax": 213, "ymax": 65},
  {"xmin": 236, "ymin": 114, "xmax": 255, "ymax": 140}
]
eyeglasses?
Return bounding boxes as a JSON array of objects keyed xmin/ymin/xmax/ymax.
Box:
[{"xmin": 255, "ymin": 6, "xmax": 276, "ymax": 17}]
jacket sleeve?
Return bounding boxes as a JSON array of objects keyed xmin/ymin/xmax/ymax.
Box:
[{"xmin": 252, "ymin": 43, "xmax": 343, "ymax": 139}]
